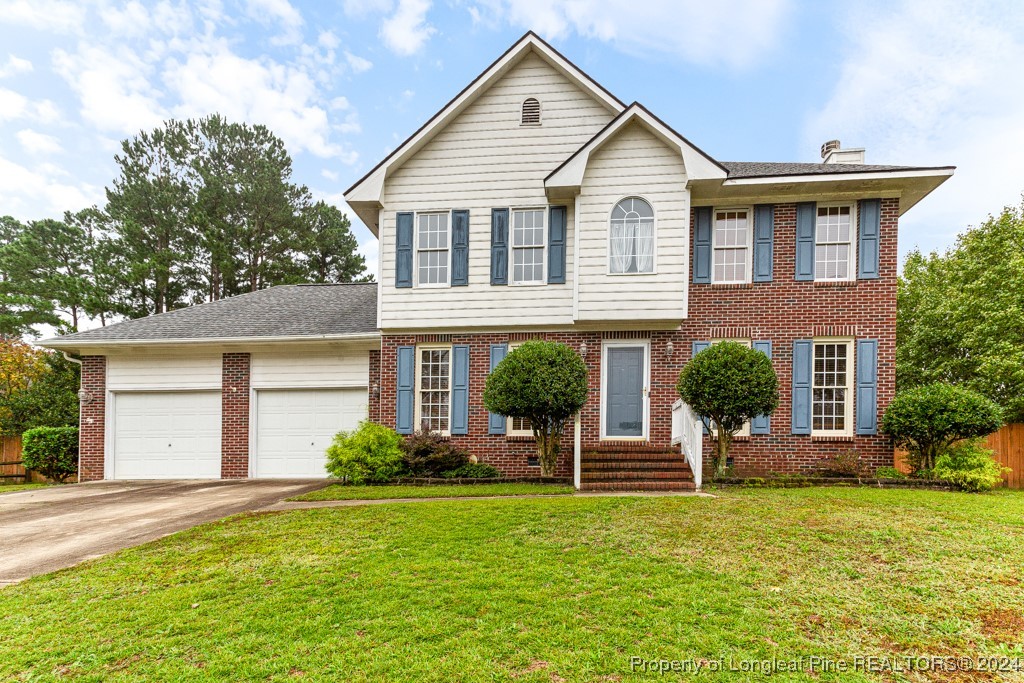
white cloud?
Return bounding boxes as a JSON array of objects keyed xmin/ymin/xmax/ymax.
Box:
[
  {"xmin": 380, "ymin": 0, "xmax": 436, "ymax": 56},
  {"xmin": 0, "ymin": 154, "xmax": 101, "ymax": 218},
  {"xmin": 0, "ymin": 87, "xmax": 60, "ymax": 123},
  {"xmin": 473, "ymin": 0, "xmax": 791, "ymax": 68},
  {"xmin": 321, "ymin": 168, "xmax": 340, "ymax": 181},
  {"xmin": 804, "ymin": 0, "xmax": 1024, "ymax": 258},
  {"xmin": 16, "ymin": 129, "xmax": 63, "ymax": 155},
  {"xmin": 318, "ymin": 30, "xmax": 340, "ymax": 49},
  {"xmin": 0, "ymin": 0, "xmax": 87, "ymax": 33},
  {"xmin": 343, "ymin": 0, "xmax": 393, "ymax": 18},
  {"xmin": 101, "ymin": 1, "xmax": 152, "ymax": 36},
  {"xmin": 345, "ymin": 51, "xmax": 373, "ymax": 73},
  {"xmin": 246, "ymin": 0, "xmax": 304, "ymax": 45},
  {"xmin": 0, "ymin": 55, "xmax": 33, "ymax": 78}
]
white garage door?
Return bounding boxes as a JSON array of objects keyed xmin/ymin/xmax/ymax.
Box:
[
  {"xmin": 112, "ymin": 391, "xmax": 222, "ymax": 479},
  {"xmin": 254, "ymin": 388, "xmax": 368, "ymax": 478}
]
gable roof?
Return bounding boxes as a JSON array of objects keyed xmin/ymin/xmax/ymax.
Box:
[
  {"xmin": 344, "ymin": 32, "xmax": 626, "ymax": 234},
  {"xmin": 38, "ymin": 283, "xmax": 379, "ymax": 350},
  {"xmin": 721, "ymin": 161, "xmax": 956, "ymax": 179}
]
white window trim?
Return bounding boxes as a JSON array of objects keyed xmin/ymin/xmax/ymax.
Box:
[
  {"xmin": 711, "ymin": 206, "xmax": 753, "ymax": 285},
  {"xmin": 710, "ymin": 338, "xmax": 752, "ymax": 437},
  {"xmin": 505, "ymin": 342, "xmax": 533, "ymax": 436},
  {"xmin": 414, "ymin": 343, "xmax": 452, "ymax": 436},
  {"xmin": 607, "ymin": 196, "xmax": 658, "ymax": 276},
  {"xmin": 599, "ymin": 339, "xmax": 650, "ymax": 441},
  {"xmin": 810, "ymin": 337, "xmax": 855, "ymax": 437},
  {"xmin": 413, "ymin": 210, "xmax": 452, "ymax": 289},
  {"xmin": 508, "ymin": 206, "xmax": 547, "ymax": 286},
  {"xmin": 813, "ymin": 202, "xmax": 857, "ymax": 283}
]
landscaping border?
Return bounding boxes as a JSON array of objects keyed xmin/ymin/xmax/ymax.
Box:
[
  {"xmin": 378, "ymin": 477, "xmax": 572, "ymax": 486},
  {"xmin": 713, "ymin": 476, "xmax": 955, "ymax": 491}
]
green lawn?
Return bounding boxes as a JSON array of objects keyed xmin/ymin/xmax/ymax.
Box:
[
  {"xmin": 291, "ymin": 482, "xmax": 575, "ymax": 501},
  {"xmin": 0, "ymin": 482, "xmax": 50, "ymax": 495},
  {"xmin": 2, "ymin": 488, "xmax": 1024, "ymax": 682}
]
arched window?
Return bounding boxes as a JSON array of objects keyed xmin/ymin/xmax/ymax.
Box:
[
  {"xmin": 609, "ymin": 198, "xmax": 655, "ymax": 274},
  {"xmin": 521, "ymin": 98, "xmax": 541, "ymax": 125}
]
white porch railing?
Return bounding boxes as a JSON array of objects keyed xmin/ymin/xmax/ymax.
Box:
[{"xmin": 671, "ymin": 399, "xmax": 703, "ymax": 489}]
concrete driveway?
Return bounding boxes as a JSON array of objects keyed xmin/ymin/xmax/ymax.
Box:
[{"xmin": 0, "ymin": 480, "xmax": 325, "ymax": 586}]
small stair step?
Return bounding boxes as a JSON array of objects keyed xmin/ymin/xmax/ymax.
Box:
[
  {"xmin": 582, "ymin": 460, "xmax": 692, "ymax": 471},
  {"xmin": 579, "ymin": 481, "xmax": 697, "ymax": 492},
  {"xmin": 583, "ymin": 452, "xmax": 683, "ymax": 462},
  {"xmin": 581, "ymin": 470, "xmax": 695, "ymax": 482}
]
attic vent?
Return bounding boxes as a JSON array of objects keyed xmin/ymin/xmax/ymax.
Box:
[{"xmin": 521, "ymin": 98, "xmax": 541, "ymax": 125}]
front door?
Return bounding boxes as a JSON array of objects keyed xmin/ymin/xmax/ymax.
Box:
[{"xmin": 604, "ymin": 344, "xmax": 647, "ymax": 438}]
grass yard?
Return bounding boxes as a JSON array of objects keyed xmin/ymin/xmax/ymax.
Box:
[
  {"xmin": 291, "ymin": 482, "xmax": 575, "ymax": 501},
  {"xmin": 2, "ymin": 488, "xmax": 1024, "ymax": 682},
  {"xmin": 0, "ymin": 482, "xmax": 50, "ymax": 495}
]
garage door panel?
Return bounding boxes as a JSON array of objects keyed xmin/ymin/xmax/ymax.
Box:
[
  {"xmin": 113, "ymin": 392, "xmax": 221, "ymax": 479},
  {"xmin": 254, "ymin": 388, "xmax": 367, "ymax": 478}
]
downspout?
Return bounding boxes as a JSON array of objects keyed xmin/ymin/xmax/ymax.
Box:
[
  {"xmin": 61, "ymin": 352, "xmax": 83, "ymax": 484},
  {"xmin": 573, "ymin": 412, "xmax": 581, "ymax": 490}
]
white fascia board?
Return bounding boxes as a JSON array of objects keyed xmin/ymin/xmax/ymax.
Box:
[
  {"xmin": 37, "ymin": 332, "xmax": 382, "ymax": 351},
  {"xmin": 722, "ymin": 168, "xmax": 955, "ymax": 186}
]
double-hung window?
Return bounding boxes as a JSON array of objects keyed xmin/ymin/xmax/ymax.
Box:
[
  {"xmin": 506, "ymin": 342, "xmax": 533, "ymax": 436},
  {"xmin": 815, "ymin": 205, "xmax": 854, "ymax": 280},
  {"xmin": 812, "ymin": 339, "xmax": 854, "ymax": 436},
  {"xmin": 416, "ymin": 212, "xmax": 450, "ymax": 286},
  {"xmin": 510, "ymin": 208, "xmax": 545, "ymax": 284},
  {"xmin": 416, "ymin": 345, "xmax": 451, "ymax": 434},
  {"xmin": 710, "ymin": 338, "xmax": 752, "ymax": 437},
  {"xmin": 609, "ymin": 197, "xmax": 655, "ymax": 274},
  {"xmin": 712, "ymin": 208, "xmax": 751, "ymax": 283}
]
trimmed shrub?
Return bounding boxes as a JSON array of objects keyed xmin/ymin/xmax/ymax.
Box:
[
  {"xmin": 882, "ymin": 383, "xmax": 1002, "ymax": 472},
  {"xmin": 677, "ymin": 341, "xmax": 778, "ymax": 477},
  {"xmin": 441, "ymin": 463, "xmax": 502, "ymax": 479},
  {"xmin": 21, "ymin": 426, "xmax": 78, "ymax": 482},
  {"xmin": 874, "ymin": 466, "xmax": 907, "ymax": 480},
  {"xmin": 812, "ymin": 450, "xmax": 871, "ymax": 478},
  {"xmin": 934, "ymin": 439, "xmax": 1008, "ymax": 492},
  {"xmin": 400, "ymin": 430, "xmax": 470, "ymax": 476},
  {"xmin": 483, "ymin": 340, "xmax": 587, "ymax": 477},
  {"xmin": 325, "ymin": 421, "xmax": 405, "ymax": 484}
]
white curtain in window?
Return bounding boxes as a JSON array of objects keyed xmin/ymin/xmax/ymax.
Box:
[
  {"xmin": 636, "ymin": 219, "xmax": 654, "ymax": 272},
  {"xmin": 610, "ymin": 222, "xmax": 631, "ymax": 273}
]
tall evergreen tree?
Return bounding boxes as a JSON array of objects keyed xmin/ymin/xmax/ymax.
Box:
[{"xmin": 298, "ymin": 200, "xmax": 367, "ymax": 283}]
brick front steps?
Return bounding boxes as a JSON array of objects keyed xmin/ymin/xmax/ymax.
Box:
[{"xmin": 580, "ymin": 446, "xmax": 696, "ymax": 491}]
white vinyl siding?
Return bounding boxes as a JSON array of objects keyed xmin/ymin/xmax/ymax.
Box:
[
  {"xmin": 379, "ymin": 52, "xmax": 616, "ymax": 329},
  {"xmin": 250, "ymin": 347, "xmax": 371, "ymax": 389},
  {"xmin": 812, "ymin": 339, "xmax": 854, "ymax": 436},
  {"xmin": 815, "ymin": 204, "xmax": 855, "ymax": 281},
  {"xmin": 415, "ymin": 345, "xmax": 451, "ymax": 434},
  {"xmin": 712, "ymin": 208, "xmax": 752, "ymax": 284},
  {"xmin": 510, "ymin": 208, "xmax": 546, "ymax": 284},
  {"xmin": 106, "ymin": 354, "xmax": 220, "ymax": 390},
  {"xmin": 577, "ymin": 121, "xmax": 688, "ymax": 322}
]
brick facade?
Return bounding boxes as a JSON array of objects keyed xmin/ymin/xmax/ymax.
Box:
[
  {"xmin": 221, "ymin": 352, "xmax": 251, "ymax": 478},
  {"xmin": 376, "ymin": 199, "xmax": 899, "ymax": 478},
  {"xmin": 78, "ymin": 355, "xmax": 106, "ymax": 482},
  {"xmin": 368, "ymin": 348, "xmax": 381, "ymax": 423}
]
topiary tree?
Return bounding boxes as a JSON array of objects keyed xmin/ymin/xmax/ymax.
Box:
[
  {"xmin": 677, "ymin": 341, "xmax": 779, "ymax": 477},
  {"xmin": 483, "ymin": 340, "xmax": 588, "ymax": 476},
  {"xmin": 21, "ymin": 426, "xmax": 79, "ymax": 482},
  {"xmin": 881, "ymin": 382, "xmax": 1002, "ymax": 472}
]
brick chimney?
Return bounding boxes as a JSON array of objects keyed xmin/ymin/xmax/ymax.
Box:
[{"xmin": 820, "ymin": 139, "xmax": 865, "ymax": 164}]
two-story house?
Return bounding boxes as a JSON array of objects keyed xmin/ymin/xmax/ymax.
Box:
[{"xmin": 43, "ymin": 33, "xmax": 953, "ymax": 489}]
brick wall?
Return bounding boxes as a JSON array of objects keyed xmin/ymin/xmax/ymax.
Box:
[
  {"xmin": 221, "ymin": 352, "xmax": 250, "ymax": 478},
  {"xmin": 78, "ymin": 355, "xmax": 106, "ymax": 482},
  {"xmin": 375, "ymin": 198, "xmax": 899, "ymax": 478},
  {"xmin": 368, "ymin": 348, "xmax": 381, "ymax": 423}
]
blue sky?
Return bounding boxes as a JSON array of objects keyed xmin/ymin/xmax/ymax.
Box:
[{"xmin": 1, "ymin": 0, "xmax": 1022, "ymax": 276}]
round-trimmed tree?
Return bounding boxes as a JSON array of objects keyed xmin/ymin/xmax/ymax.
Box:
[
  {"xmin": 881, "ymin": 382, "xmax": 1002, "ymax": 472},
  {"xmin": 677, "ymin": 341, "xmax": 779, "ymax": 477},
  {"xmin": 483, "ymin": 340, "xmax": 588, "ymax": 476}
]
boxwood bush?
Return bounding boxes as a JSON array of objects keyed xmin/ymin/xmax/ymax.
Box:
[
  {"xmin": 325, "ymin": 421, "xmax": 405, "ymax": 484},
  {"xmin": 22, "ymin": 426, "xmax": 79, "ymax": 482},
  {"xmin": 934, "ymin": 439, "xmax": 1008, "ymax": 492},
  {"xmin": 441, "ymin": 463, "xmax": 502, "ymax": 479}
]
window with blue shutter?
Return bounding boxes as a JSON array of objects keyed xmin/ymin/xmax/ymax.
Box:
[
  {"xmin": 856, "ymin": 339, "xmax": 879, "ymax": 435},
  {"xmin": 795, "ymin": 203, "xmax": 816, "ymax": 281},
  {"xmin": 753, "ymin": 205, "xmax": 774, "ymax": 282},
  {"xmin": 488, "ymin": 344, "xmax": 508, "ymax": 434},
  {"xmin": 751, "ymin": 340, "xmax": 773, "ymax": 433},
  {"xmin": 395, "ymin": 212, "xmax": 414, "ymax": 288},
  {"xmin": 451, "ymin": 210, "xmax": 469, "ymax": 286},
  {"xmin": 691, "ymin": 341, "xmax": 712, "ymax": 434},
  {"xmin": 858, "ymin": 199, "xmax": 881, "ymax": 279},
  {"xmin": 791, "ymin": 339, "xmax": 813, "ymax": 434},
  {"xmin": 548, "ymin": 206, "xmax": 566, "ymax": 284},
  {"xmin": 451, "ymin": 345, "xmax": 470, "ymax": 434},
  {"xmin": 693, "ymin": 207, "xmax": 712, "ymax": 283},
  {"xmin": 490, "ymin": 209, "xmax": 508, "ymax": 285},
  {"xmin": 396, "ymin": 346, "xmax": 415, "ymax": 434}
]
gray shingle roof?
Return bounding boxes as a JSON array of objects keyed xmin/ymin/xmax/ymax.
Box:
[
  {"xmin": 720, "ymin": 161, "xmax": 953, "ymax": 179},
  {"xmin": 45, "ymin": 283, "xmax": 378, "ymax": 344}
]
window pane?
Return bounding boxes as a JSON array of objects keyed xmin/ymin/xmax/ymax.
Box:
[
  {"xmin": 419, "ymin": 349, "xmax": 450, "ymax": 432},
  {"xmin": 511, "ymin": 210, "xmax": 545, "ymax": 283},
  {"xmin": 713, "ymin": 210, "xmax": 748, "ymax": 282},
  {"xmin": 812, "ymin": 343, "xmax": 848, "ymax": 431}
]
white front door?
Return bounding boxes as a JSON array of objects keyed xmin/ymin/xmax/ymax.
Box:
[
  {"xmin": 253, "ymin": 388, "xmax": 368, "ymax": 478},
  {"xmin": 111, "ymin": 391, "xmax": 222, "ymax": 479}
]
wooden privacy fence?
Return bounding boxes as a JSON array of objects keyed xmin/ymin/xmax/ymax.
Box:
[
  {"xmin": 0, "ymin": 435, "xmax": 31, "ymax": 483},
  {"xmin": 895, "ymin": 423, "xmax": 1024, "ymax": 489}
]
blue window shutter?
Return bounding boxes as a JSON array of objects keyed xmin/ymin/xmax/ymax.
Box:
[
  {"xmin": 753, "ymin": 205, "xmax": 774, "ymax": 282},
  {"xmin": 693, "ymin": 207, "xmax": 712, "ymax": 283},
  {"xmin": 490, "ymin": 209, "xmax": 508, "ymax": 285},
  {"xmin": 396, "ymin": 346, "xmax": 415, "ymax": 434},
  {"xmin": 795, "ymin": 202, "xmax": 816, "ymax": 281},
  {"xmin": 451, "ymin": 210, "xmax": 469, "ymax": 286},
  {"xmin": 792, "ymin": 340, "xmax": 813, "ymax": 434},
  {"xmin": 395, "ymin": 212, "xmax": 414, "ymax": 288},
  {"xmin": 488, "ymin": 344, "xmax": 508, "ymax": 434},
  {"xmin": 856, "ymin": 339, "xmax": 879, "ymax": 435},
  {"xmin": 548, "ymin": 206, "xmax": 567, "ymax": 284},
  {"xmin": 451, "ymin": 345, "xmax": 470, "ymax": 435},
  {"xmin": 858, "ymin": 199, "xmax": 881, "ymax": 279},
  {"xmin": 751, "ymin": 340, "xmax": 773, "ymax": 434}
]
